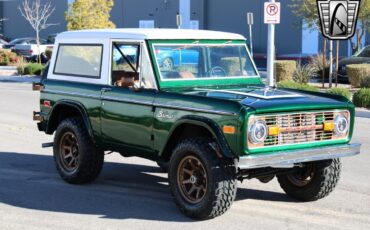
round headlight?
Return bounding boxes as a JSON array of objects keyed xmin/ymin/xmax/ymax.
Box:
[
  {"xmin": 334, "ymin": 114, "xmax": 348, "ymax": 135},
  {"xmin": 249, "ymin": 120, "xmax": 268, "ymax": 144}
]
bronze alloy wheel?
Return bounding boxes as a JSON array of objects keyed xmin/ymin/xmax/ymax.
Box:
[
  {"xmin": 177, "ymin": 155, "xmax": 208, "ymax": 204},
  {"xmin": 59, "ymin": 131, "xmax": 79, "ymax": 172},
  {"xmin": 286, "ymin": 163, "xmax": 316, "ymax": 187}
]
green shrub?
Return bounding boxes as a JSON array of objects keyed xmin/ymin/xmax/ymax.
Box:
[
  {"xmin": 346, "ymin": 64, "xmax": 370, "ymax": 87},
  {"xmin": 360, "ymin": 76, "xmax": 370, "ymax": 88},
  {"xmin": 16, "ymin": 57, "xmax": 28, "ymax": 75},
  {"xmin": 309, "ymin": 53, "xmax": 329, "ymax": 81},
  {"xmin": 275, "ymin": 60, "xmax": 297, "ymax": 82},
  {"xmin": 24, "ymin": 63, "xmax": 44, "ymax": 75},
  {"xmin": 0, "ymin": 53, "xmax": 9, "ymax": 66},
  {"xmin": 293, "ymin": 64, "xmax": 316, "ymax": 84},
  {"xmin": 353, "ymin": 88, "xmax": 370, "ymax": 108},
  {"xmin": 327, "ymin": 87, "xmax": 351, "ymax": 100},
  {"xmin": 277, "ymin": 80, "xmax": 319, "ymax": 92},
  {"xmin": 0, "ymin": 50, "xmax": 21, "ymax": 65}
]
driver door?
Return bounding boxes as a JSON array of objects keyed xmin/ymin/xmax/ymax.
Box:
[{"xmin": 100, "ymin": 41, "xmax": 156, "ymax": 158}]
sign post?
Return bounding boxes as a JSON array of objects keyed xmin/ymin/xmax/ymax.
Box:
[
  {"xmin": 264, "ymin": 0, "xmax": 280, "ymax": 87},
  {"xmin": 247, "ymin": 12, "xmax": 254, "ymax": 56},
  {"xmin": 176, "ymin": 14, "xmax": 182, "ymax": 29}
]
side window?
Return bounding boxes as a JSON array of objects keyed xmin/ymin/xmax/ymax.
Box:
[
  {"xmin": 111, "ymin": 42, "xmax": 156, "ymax": 89},
  {"xmin": 112, "ymin": 44, "xmax": 139, "ymax": 72},
  {"xmin": 111, "ymin": 43, "xmax": 140, "ymax": 87},
  {"xmin": 54, "ymin": 44, "xmax": 103, "ymax": 78}
]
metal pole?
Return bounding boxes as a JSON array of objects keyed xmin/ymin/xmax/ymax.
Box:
[
  {"xmin": 249, "ymin": 24, "xmax": 253, "ymax": 57},
  {"xmin": 176, "ymin": 14, "xmax": 182, "ymax": 29},
  {"xmin": 247, "ymin": 12, "xmax": 254, "ymax": 57},
  {"xmin": 329, "ymin": 40, "xmax": 333, "ymax": 88},
  {"xmin": 336, "ymin": 40, "xmax": 339, "ymax": 87},
  {"xmin": 267, "ymin": 0, "xmax": 275, "ymax": 87}
]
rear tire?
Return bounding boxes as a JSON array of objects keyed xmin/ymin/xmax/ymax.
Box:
[
  {"xmin": 53, "ymin": 118, "xmax": 104, "ymax": 184},
  {"xmin": 277, "ymin": 159, "xmax": 341, "ymax": 201},
  {"xmin": 169, "ymin": 138, "xmax": 237, "ymax": 220}
]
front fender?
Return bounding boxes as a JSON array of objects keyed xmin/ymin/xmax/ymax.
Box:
[{"xmin": 163, "ymin": 115, "xmax": 237, "ymax": 159}]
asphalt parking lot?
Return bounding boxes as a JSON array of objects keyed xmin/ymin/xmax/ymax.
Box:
[{"xmin": 0, "ymin": 81, "xmax": 369, "ymax": 230}]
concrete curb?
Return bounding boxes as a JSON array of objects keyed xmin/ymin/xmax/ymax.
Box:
[
  {"xmin": 0, "ymin": 75, "xmax": 40, "ymax": 83},
  {"xmin": 0, "ymin": 66, "xmax": 17, "ymax": 70},
  {"xmin": 356, "ymin": 108, "xmax": 370, "ymax": 119}
]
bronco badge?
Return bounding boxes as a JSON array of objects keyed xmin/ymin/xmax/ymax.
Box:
[{"xmin": 317, "ymin": 0, "xmax": 360, "ymax": 40}]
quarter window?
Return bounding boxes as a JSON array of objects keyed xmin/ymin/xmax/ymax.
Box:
[{"xmin": 54, "ymin": 44, "xmax": 103, "ymax": 78}]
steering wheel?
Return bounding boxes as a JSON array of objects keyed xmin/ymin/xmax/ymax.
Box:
[{"xmin": 209, "ymin": 66, "xmax": 226, "ymax": 77}]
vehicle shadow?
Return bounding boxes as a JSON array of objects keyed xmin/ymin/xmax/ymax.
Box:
[{"xmin": 0, "ymin": 152, "xmax": 293, "ymax": 221}]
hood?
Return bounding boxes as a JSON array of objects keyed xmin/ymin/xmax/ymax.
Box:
[
  {"xmin": 175, "ymin": 86, "xmax": 350, "ymax": 113},
  {"xmin": 339, "ymin": 57, "xmax": 370, "ymax": 66}
]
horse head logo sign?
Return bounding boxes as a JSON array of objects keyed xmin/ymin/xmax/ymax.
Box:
[{"xmin": 317, "ymin": 0, "xmax": 361, "ymax": 40}]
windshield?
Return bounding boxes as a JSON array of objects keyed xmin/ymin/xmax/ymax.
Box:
[
  {"xmin": 354, "ymin": 46, "xmax": 370, "ymax": 57},
  {"xmin": 9, "ymin": 39, "xmax": 27, "ymax": 44},
  {"xmin": 152, "ymin": 43, "xmax": 257, "ymax": 82}
]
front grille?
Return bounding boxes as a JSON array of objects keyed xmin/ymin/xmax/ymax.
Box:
[{"xmin": 249, "ymin": 111, "xmax": 345, "ymax": 148}]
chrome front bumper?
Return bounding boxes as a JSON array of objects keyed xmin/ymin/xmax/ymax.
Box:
[{"xmin": 238, "ymin": 143, "xmax": 361, "ymax": 170}]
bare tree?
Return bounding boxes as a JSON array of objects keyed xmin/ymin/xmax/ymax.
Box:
[{"xmin": 19, "ymin": 0, "xmax": 55, "ymax": 63}]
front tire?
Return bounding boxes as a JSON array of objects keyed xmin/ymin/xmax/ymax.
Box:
[
  {"xmin": 277, "ymin": 159, "xmax": 341, "ymax": 201},
  {"xmin": 53, "ymin": 118, "xmax": 104, "ymax": 184},
  {"xmin": 169, "ymin": 138, "xmax": 237, "ymax": 220}
]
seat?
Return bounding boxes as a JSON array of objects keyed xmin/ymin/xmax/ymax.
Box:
[{"xmin": 112, "ymin": 71, "xmax": 139, "ymax": 87}]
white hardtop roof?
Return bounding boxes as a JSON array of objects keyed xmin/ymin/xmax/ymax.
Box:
[{"xmin": 57, "ymin": 28, "xmax": 246, "ymax": 41}]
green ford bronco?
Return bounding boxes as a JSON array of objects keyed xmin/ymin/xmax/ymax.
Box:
[{"xmin": 34, "ymin": 29, "xmax": 361, "ymax": 220}]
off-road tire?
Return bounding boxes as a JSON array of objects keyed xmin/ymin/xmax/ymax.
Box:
[
  {"xmin": 169, "ymin": 138, "xmax": 237, "ymax": 220},
  {"xmin": 53, "ymin": 118, "xmax": 104, "ymax": 184},
  {"xmin": 277, "ymin": 159, "xmax": 341, "ymax": 201}
]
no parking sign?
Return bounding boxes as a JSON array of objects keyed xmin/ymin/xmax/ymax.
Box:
[{"xmin": 264, "ymin": 2, "xmax": 280, "ymax": 24}]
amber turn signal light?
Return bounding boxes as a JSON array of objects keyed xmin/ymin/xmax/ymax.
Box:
[
  {"xmin": 324, "ymin": 122, "xmax": 335, "ymax": 132},
  {"xmin": 268, "ymin": 126, "xmax": 280, "ymax": 136},
  {"xmin": 223, "ymin": 125, "xmax": 236, "ymax": 134}
]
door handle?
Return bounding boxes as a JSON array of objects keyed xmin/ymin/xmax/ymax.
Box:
[{"xmin": 101, "ymin": 87, "xmax": 112, "ymax": 92}]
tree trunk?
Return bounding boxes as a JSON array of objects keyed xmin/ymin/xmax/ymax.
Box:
[
  {"xmin": 351, "ymin": 27, "xmax": 365, "ymax": 54},
  {"xmin": 322, "ymin": 38, "xmax": 327, "ymax": 88},
  {"xmin": 36, "ymin": 30, "xmax": 41, "ymax": 64}
]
